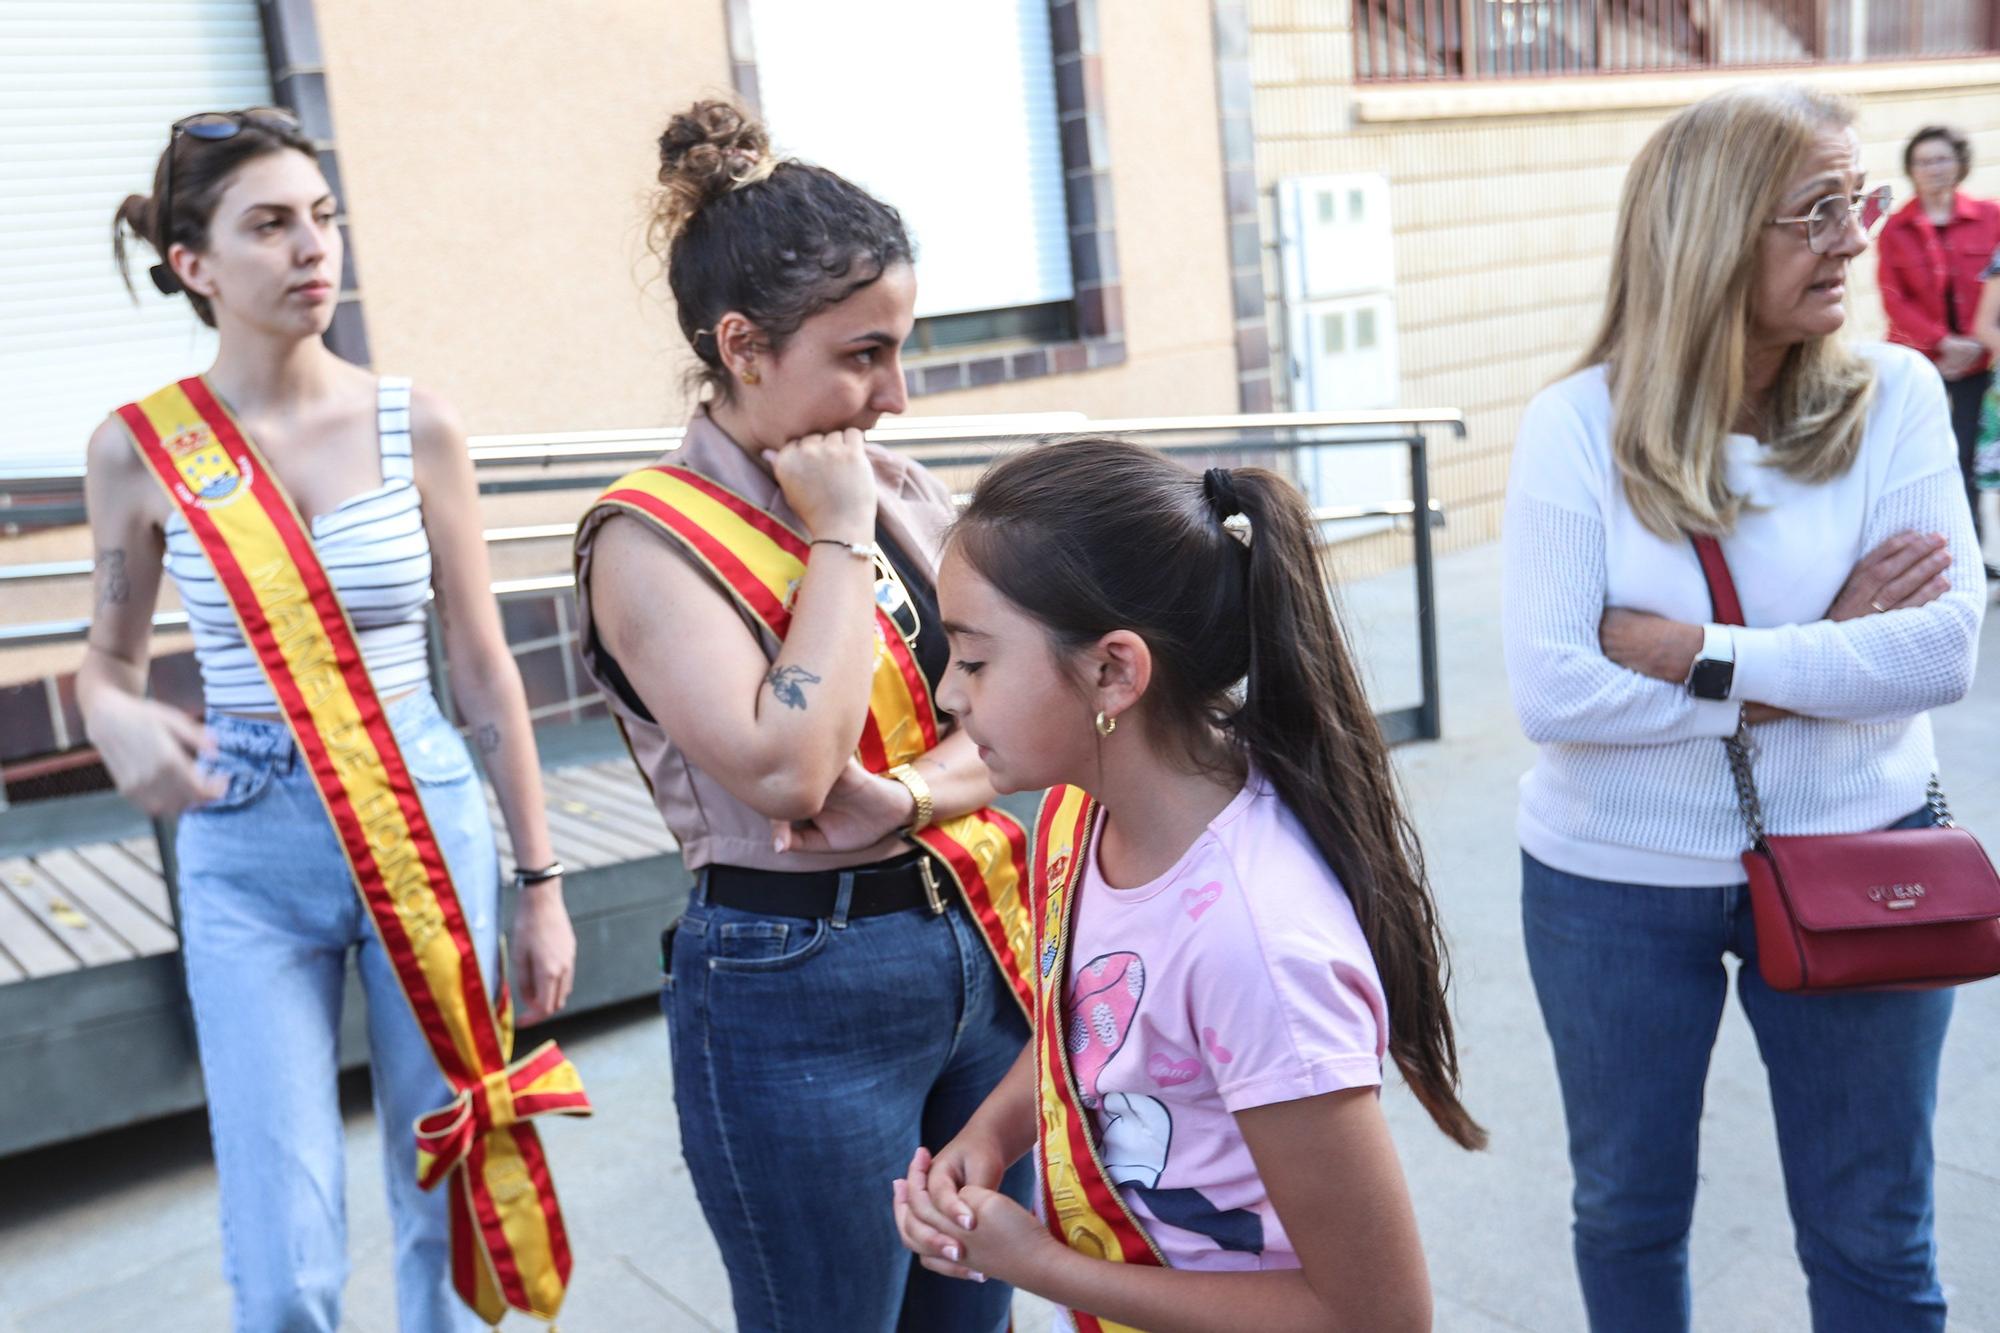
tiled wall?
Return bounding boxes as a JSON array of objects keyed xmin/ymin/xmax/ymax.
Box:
[{"xmin": 1248, "ymin": 2, "xmax": 2000, "ymax": 573}]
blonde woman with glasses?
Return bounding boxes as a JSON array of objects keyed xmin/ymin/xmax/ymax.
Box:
[{"xmin": 1503, "ymin": 85, "xmax": 1981, "ymax": 1332}]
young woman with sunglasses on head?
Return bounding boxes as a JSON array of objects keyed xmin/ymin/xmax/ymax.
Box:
[
  {"xmin": 84, "ymin": 108, "xmax": 577, "ymax": 1331},
  {"xmin": 571, "ymin": 100, "xmax": 1033, "ymax": 1332},
  {"xmin": 1505, "ymin": 85, "xmax": 1981, "ymax": 1332}
]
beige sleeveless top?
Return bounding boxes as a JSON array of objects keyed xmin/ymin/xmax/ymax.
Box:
[{"xmin": 573, "ymin": 410, "xmax": 961, "ymax": 873}]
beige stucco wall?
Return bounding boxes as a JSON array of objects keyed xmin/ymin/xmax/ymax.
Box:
[
  {"xmin": 1252, "ymin": 1, "xmax": 2000, "ymax": 560},
  {"xmin": 318, "ymin": 0, "xmax": 1240, "ymax": 434},
  {"xmin": 316, "ymin": 1, "xmax": 729, "ymax": 436}
]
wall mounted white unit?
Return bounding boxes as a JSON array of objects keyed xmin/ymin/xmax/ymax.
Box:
[
  {"xmin": 1277, "ymin": 172, "xmax": 1394, "ymax": 304},
  {"xmin": 1288, "ymin": 295, "xmax": 1409, "ymax": 541},
  {"xmin": 1286, "ymin": 293, "xmax": 1399, "ymax": 414}
]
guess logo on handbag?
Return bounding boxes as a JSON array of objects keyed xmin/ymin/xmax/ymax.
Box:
[{"xmin": 1866, "ymin": 883, "xmax": 1927, "ymax": 910}]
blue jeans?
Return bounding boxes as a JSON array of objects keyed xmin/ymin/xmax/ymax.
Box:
[
  {"xmin": 1521, "ymin": 815, "xmax": 1953, "ymax": 1333},
  {"xmin": 664, "ymin": 874, "xmax": 1034, "ymax": 1333},
  {"xmin": 176, "ymin": 690, "xmax": 499, "ymax": 1333}
]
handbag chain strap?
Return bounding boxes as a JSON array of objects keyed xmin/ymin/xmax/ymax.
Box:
[
  {"xmin": 1694, "ymin": 535, "xmax": 1956, "ymax": 840},
  {"xmin": 1724, "ymin": 720, "xmax": 1768, "ymax": 844}
]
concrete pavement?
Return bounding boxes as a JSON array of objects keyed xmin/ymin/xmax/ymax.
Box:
[{"xmin": 1, "ymin": 540, "xmax": 1995, "ymax": 1331}]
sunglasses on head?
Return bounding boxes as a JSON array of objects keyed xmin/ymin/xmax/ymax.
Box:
[{"xmin": 148, "ymin": 108, "xmax": 304, "ymax": 296}]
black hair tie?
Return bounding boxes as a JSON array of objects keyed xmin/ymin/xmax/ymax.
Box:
[{"xmin": 1202, "ymin": 467, "xmax": 1242, "ymax": 519}]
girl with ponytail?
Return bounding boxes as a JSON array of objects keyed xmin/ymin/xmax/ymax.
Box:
[{"xmin": 893, "ymin": 438, "xmax": 1480, "ymax": 1331}]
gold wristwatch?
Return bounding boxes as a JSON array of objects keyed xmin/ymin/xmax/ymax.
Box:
[{"xmin": 886, "ymin": 762, "xmax": 935, "ymax": 834}]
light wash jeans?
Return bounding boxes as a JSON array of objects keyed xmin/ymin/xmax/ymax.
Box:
[
  {"xmin": 1521, "ymin": 806, "xmax": 1953, "ymax": 1333},
  {"xmin": 176, "ymin": 689, "xmax": 498, "ymax": 1333}
]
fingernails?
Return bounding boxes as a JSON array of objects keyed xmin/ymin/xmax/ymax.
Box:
[
  {"xmin": 958, "ymin": 1212, "xmax": 973, "ymax": 1228},
  {"xmin": 943, "ymin": 1244, "xmax": 961, "ymax": 1262},
  {"xmin": 773, "ymin": 837, "xmax": 785, "ymax": 853},
  {"xmin": 970, "ymin": 1271, "xmax": 988, "ymax": 1284}
]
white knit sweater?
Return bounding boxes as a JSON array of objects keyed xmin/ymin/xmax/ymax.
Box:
[{"xmin": 1503, "ymin": 343, "xmax": 1985, "ymax": 886}]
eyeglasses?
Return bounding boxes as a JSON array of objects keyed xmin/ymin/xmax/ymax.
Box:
[
  {"xmin": 148, "ymin": 108, "xmax": 303, "ymax": 295},
  {"xmin": 1768, "ymin": 184, "xmax": 1894, "ymax": 256}
]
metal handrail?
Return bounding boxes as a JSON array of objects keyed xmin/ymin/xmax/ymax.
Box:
[
  {"xmin": 2, "ymin": 408, "xmax": 1454, "ymax": 740},
  {"xmin": 0, "ymin": 494, "xmax": 1443, "ymax": 648},
  {"xmin": 1, "ymin": 408, "xmax": 1460, "ymax": 483},
  {"xmin": 0, "ymin": 523, "xmax": 582, "ymax": 586}
]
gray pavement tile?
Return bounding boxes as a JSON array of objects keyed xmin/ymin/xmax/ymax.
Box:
[
  {"xmin": 1435, "ymin": 1287, "xmax": 1545, "ymax": 1332},
  {"xmin": 0, "ymin": 1114, "xmax": 221, "ymax": 1319},
  {"xmin": 7, "ymin": 1248, "xmax": 229, "ymax": 1333},
  {"xmin": 1937, "ymin": 1163, "xmax": 2000, "ymax": 1333},
  {"xmin": 1685, "ymin": 1236, "xmax": 1813, "ymax": 1331}
]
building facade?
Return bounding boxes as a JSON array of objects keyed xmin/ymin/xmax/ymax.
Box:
[{"xmin": 3, "ymin": 0, "xmax": 1998, "ymax": 784}]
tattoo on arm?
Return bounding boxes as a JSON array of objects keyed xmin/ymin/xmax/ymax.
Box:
[
  {"xmin": 94, "ymin": 549, "xmax": 130, "ymax": 608},
  {"xmin": 766, "ymin": 664, "xmax": 822, "ymax": 711},
  {"xmin": 474, "ymin": 723, "xmax": 501, "ymax": 757}
]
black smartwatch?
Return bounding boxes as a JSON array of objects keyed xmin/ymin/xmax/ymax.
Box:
[{"xmin": 1685, "ymin": 623, "xmax": 1736, "ymax": 701}]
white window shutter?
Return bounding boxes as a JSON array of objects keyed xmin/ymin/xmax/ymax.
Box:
[
  {"xmin": 745, "ymin": 0, "xmax": 1074, "ymax": 320},
  {"xmin": 0, "ymin": 1, "xmax": 273, "ymax": 470}
]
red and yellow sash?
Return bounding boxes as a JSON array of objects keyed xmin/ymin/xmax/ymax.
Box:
[
  {"xmin": 121, "ymin": 378, "xmax": 591, "ymax": 1326},
  {"xmin": 586, "ymin": 465, "xmax": 1035, "ymax": 1016},
  {"xmin": 1032, "ymin": 786, "xmax": 1165, "ymax": 1332}
]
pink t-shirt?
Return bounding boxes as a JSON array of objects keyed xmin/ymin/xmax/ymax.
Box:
[{"xmin": 1063, "ymin": 772, "xmax": 1388, "ymax": 1273}]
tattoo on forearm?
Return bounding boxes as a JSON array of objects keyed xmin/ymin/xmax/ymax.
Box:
[
  {"xmin": 95, "ymin": 549, "xmax": 130, "ymax": 608},
  {"xmin": 474, "ymin": 723, "xmax": 501, "ymax": 756},
  {"xmin": 766, "ymin": 664, "xmax": 822, "ymax": 711}
]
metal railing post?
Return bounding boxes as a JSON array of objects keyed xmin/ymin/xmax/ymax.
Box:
[{"xmin": 1408, "ymin": 433, "xmax": 1442, "ymax": 742}]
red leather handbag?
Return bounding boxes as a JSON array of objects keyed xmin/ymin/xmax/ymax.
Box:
[{"xmin": 1693, "ymin": 535, "xmax": 2000, "ymax": 993}]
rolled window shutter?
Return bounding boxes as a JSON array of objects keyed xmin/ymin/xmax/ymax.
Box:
[
  {"xmin": 746, "ymin": 0, "xmax": 1074, "ymax": 320},
  {"xmin": 0, "ymin": 1, "xmax": 273, "ymax": 469}
]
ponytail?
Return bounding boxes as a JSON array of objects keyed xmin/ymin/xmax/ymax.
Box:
[
  {"xmin": 111, "ymin": 193, "xmax": 158, "ymax": 303},
  {"xmin": 1222, "ymin": 469, "xmax": 1486, "ymax": 1151},
  {"xmin": 955, "ymin": 438, "xmax": 1485, "ymax": 1150}
]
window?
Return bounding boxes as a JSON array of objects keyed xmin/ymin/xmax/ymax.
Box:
[
  {"xmin": 746, "ymin": 0, "xmax": 1074, "ymax": 331},
  {"xmin": 0, "ymin": 1, "xmax": 274, "ymax": 468},
  {"xmin": 1355, "ymin": 0, "xmax": 2000, "ymax": 82}
]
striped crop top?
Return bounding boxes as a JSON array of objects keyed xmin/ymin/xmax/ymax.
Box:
[{"xmin": 162, "ymin": 377, "xmax": 434, "ymax": 713}]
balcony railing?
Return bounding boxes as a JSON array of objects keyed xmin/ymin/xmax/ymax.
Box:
[{"xmin": 1356, "ymin": 0, "xmax": 2000, "ymax": 82}]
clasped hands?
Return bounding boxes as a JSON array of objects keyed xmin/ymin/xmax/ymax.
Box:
[
  {"xmin": 892, "ymin": 1142, "xmax": 1057, "ymax": 1289},
  {"xmin": 1599, "ymin": 531, "xmax": 1951, "ymax": 723},
  {"xmin": 769, "ymin": 757, "xmax": 917, "ymax": 855}
]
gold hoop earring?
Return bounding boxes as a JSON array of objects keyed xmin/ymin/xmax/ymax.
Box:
[
  {"xmin": 1094, "ymin": 710, "xmax": 1117, "ymax": 737},
  {"xmin": 741, "ymin": 367, "xmax": 760, "ymax": 386}
]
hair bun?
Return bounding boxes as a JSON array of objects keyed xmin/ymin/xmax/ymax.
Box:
[{"xmin": 654, "ymin": 100, "xmax": 774, "ymax": 240}]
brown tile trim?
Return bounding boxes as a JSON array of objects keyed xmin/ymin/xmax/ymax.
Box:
[
  {"xmin": 721, "ymin": 0, "xmax": 1127, "ymax": 398},
  {"xmin": 1211, "ymin": 0, "xmax": 1273, "ymax": 414},
  {"xmin": 258, "ymin": 0, "xmax": 370, "ymax": 366},
  {"xmin": 902, "ymin": 338, "xmax": 1127, "ymax": 398}
]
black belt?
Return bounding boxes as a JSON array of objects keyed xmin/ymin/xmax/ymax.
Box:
[{"xmin": 703, "ymin": 851, "xmax": 947, "ymax": 919}]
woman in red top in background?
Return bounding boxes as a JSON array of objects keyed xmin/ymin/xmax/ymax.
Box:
[{"xmin": 1879, "ymin": 124, "xmax": 2000, "ymax": 575}]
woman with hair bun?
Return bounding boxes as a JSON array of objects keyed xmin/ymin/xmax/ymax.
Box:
[
  {"xmin": 84, "ymin": 109, "xmax": 577, "ymax": 1330},
  {"xmin": 573, "ymin": 100, "xmax": 1032, "ymax": 1331}
]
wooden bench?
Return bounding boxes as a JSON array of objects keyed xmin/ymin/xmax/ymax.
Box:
[{"xmin": 0, "ymin": 719, "xmax": 690, "ymax": 1159}]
